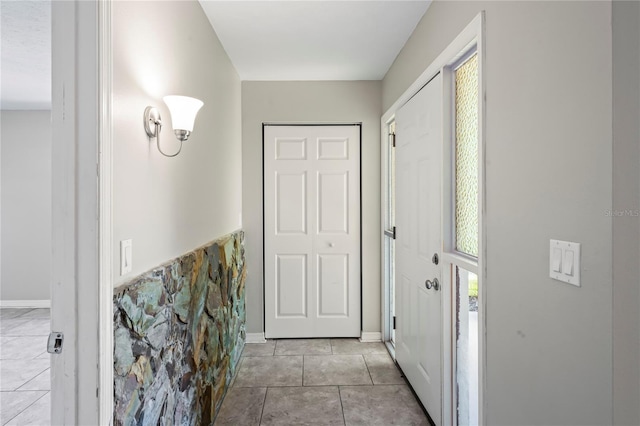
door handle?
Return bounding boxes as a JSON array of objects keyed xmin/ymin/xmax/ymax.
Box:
[{"xmin": 425, "ymin": 278, "xmax": 440, "ymax": 291}]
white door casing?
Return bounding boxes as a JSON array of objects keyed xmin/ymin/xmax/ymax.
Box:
[
  {"xmin": 51, "ymin": 0, "xmax": 113, "ymax": 424},
  {"xmin": 395, "ymin": 75, "xmax": 443, "ymax": 425},
  {"xmin": 264, "ymin": 125, "xmax": 361, "ymax": 338}
]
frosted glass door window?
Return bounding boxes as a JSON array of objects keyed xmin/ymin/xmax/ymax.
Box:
[{"xmin": 455, "ymin": 54, "xmax": 479, "ymax": 257}]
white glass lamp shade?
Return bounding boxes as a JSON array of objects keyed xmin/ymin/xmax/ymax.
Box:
[{"xmin": 163, "ymin": 95, "xmax": 204, "ymax": 132}]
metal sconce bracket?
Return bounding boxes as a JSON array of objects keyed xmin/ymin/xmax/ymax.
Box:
[
  {"xmin": 144, "ymin": 106, "xmax": 161, "ymax": 138},
  {"xmin": 144, "ymin": 106, "xmax": 182, "ymax": 157}
]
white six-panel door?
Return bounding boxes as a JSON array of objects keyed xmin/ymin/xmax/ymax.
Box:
[
  {"xmin": 395, "ymin": 74, "xmax": 443, "ymax": 425},
  {"xmin": 264, "ymin": 125, "xmax": 361, "ymax": 338}
]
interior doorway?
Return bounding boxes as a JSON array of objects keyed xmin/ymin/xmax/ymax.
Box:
[{"xmin": 263, "ymin": 124, "xmax": 362, "ymax": 338}]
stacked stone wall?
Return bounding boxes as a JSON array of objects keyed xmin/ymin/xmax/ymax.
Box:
[{"xmin": 113, "ymin": 231, "xmax": 245, "ymax": 425}]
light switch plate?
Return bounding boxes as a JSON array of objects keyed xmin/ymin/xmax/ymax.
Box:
[
  {"xmin": 549, "ymin": 239, "xmax": 580, "ymax": 286},
  {"xmin": 120, "ymin": 239, "xmax": 132, "ymax": 275}
]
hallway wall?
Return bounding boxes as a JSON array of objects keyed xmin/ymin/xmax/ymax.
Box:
[
  {"xmin": 112, "ymin": 1, "xmax": 242, "ymax": 287},
  {"xmin": 612, "ymin": 1, "xmax": 640, "ymax": 424},
  {"xmin": 0, "ymin": 110, "xmax": 51, "ymax": 303},
  {"xmin": 241, "ymin": 81, "xmax": 382, "ymax": 336},
  {"xmin": 383, "ymin": 2, "xmax": 614, "ymax": 425}
]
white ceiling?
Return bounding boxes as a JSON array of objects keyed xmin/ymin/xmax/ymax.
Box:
[
  {"xmin": 199, "ymin": 1, "xmax": 431, "ymax": 81},
  {"xmin": 0, "ymin": 0, "xmax": 430, "ymax": 110},
  {"xmin": 1, "ymin": 0, "xmax": 51, "ymax": 110}
]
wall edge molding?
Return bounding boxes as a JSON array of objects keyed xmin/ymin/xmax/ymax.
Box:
[
  {"xmin": 246, "ymin": 332, "xmax": 267, "ymax": 343},
  {"xmin": 0, "ymin": 300, "xmax": 51, "ymax": 308},
  {"xmin": 359, "ymin": 331, "xmax": 382, "ymax": 343}
]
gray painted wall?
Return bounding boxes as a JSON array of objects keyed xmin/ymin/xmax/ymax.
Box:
[
  {"xmin": 0, "ymin": 110, "xmax": 52, "ymax": 302},
  {"xmin": 613, "ymin": 1, "xmax": 640, "ymax": 425},
  {"xmin": 112, "ymin": 1, "xmax": 242, "ymax": 286},
  {"xmin": 383, "ymin": 2, "xmax": 614, "ymax": 424},
  {"xmin": 241, "ymin": 81, "xmax": 382, "ymax": 335}
]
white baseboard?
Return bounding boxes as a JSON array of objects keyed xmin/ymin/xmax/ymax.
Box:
[
  {"xmin": 247, "ymin": 331, "xmax": 379, "ymax": 343},
  {"xmin": 359, "ymin": 331, "xmax": 382, "ymax": 343},
  {"xmin": 246, "ymin": 332, "xmax": 267, "ymax": 343},
  {"xmin": 0, "ymin": 300, "xmax": 51, "ymax": 308}
]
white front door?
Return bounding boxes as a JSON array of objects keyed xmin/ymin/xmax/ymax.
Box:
[
  {"xmin": 264, "ymin": 125, "xmax": 361, "ymax": 338},
  {"xmin": 395, "ymin": 74, "xmax": 443, "ymax": 424}
]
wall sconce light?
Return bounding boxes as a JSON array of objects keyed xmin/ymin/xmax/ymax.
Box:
[{"xmin": 143, "ymin": 95, "xmax": 204, "ymax": 157}]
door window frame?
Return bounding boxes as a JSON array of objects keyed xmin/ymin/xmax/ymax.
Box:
[{"xmin": 442, "ymin": 44, "xmax": 484, "ymax": 426}]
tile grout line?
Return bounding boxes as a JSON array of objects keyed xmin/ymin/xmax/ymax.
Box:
[
  {"xmin": 232, "ymin": 357, "xmax": 244, "ymax": 389},
  {"xmin": 15, "ymin": 367, "xmax": 50, "ymax": 392},
  {"xmin": 3, "ymin": 390, "xmax": 49, "ymax": 425},
  {"xmin": 9, "ymin": 308, "xmax": 35, "ymax": 321},
  {"xmin": 233, "ymin": 383, "xmax": 383, "ymax": 388},
  {"xmin": 34, "ymin": 351, "xmax": 49, "ymax": 360},
  {"xmin": 337, "ymin": 385, "xmax": 347, "ymax": 426},
  {"xmin": 362, "ymin": 354, "xmax": 375, "ymax": 386},
  {"xmin": 258, "ymin": 387, "xmax": 269, "ymax": 425}
]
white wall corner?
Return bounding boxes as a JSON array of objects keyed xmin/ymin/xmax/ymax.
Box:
[
  {"xmin": 359, "ymin": 331, "xmax": 382, "ymax": 343},
  {"xmin": 246, "ymin": 332, "xmax": 267, "ymax": 343},
  {"xmin": 0, "ymin": 299, "xmax": 51, "ymax": 308}
]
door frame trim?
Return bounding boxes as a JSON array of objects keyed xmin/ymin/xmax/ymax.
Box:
[
  {"xmin": 380, "ymin": 12, "xmax": 486, "ymax": 426},
  {"xmin": 98, "ymin": 0, "xmax": 114, "ymax": 422},
  {"xmin": 381, "ymin": 117, "xmax": 395, "ymax": 353},
  {"xmin": 51, "ymin": 0, "xmax": 113, "ymax": 423},
  {"xmin": 262, "ymin": 123, "xmax": 363, "ymax": 338}
]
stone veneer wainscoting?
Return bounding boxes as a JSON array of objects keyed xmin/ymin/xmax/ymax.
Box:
[{"xmin": 113, "ymin": 231, "xmax": 245, "ymax": 425}]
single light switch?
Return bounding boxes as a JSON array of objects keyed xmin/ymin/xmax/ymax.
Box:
[
  {"xmin": 552, "ymin": 248, "xmax": 562, "ymax": 272},
  {"xmin": 121, "ymin": 239, "xmax": 132, "ymax": 275},
  {"xmin": 564, "ymin": 250, "xmax": 574, "ymax": 276}
]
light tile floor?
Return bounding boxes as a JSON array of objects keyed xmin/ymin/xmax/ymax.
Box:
[
  {"xmin": 0, "ymin": 308, "xmax": 51, "ymax": 426},
  {"xmin": 216, "ymin": 339, "xmax": 430, "ymax": 425},
  {"xmin": 0, "ymin": 312, "xmax": 430, "ymax": 425}
]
